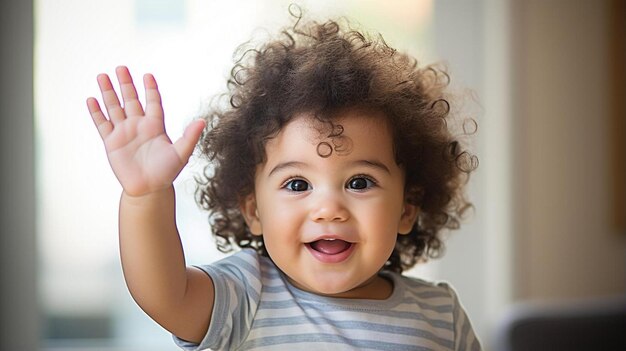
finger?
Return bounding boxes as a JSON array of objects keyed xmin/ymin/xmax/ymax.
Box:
[
  {"xmin": 116, "ymin": 66, "xmax": 144, "ymax": 116},
  {"xmin": 173, "ymin": 119, "xmax": 206, "ymax": 163},
  {"xmin": 86, "ymin": 97, "xmax": 113, "ymax": 138},
  {"xmin": 143, "ymin": 73, "xmax": 164, "ymax": 120},
  {"xmin": 97, "ymin": 73, "xmax": 125, "ymax": 124}
]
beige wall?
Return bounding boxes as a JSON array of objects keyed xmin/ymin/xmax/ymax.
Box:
[{"xmin": 515, "ymin": 0, "xmax": 626, "ymax": 300}]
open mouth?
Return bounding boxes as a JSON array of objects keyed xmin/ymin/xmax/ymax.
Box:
[
  {"xmin": 308, "ymin": 239, "xmax": 352, "ymax": 254},
  {"xmin": 305, "ymin": 239, "xmax": 355, "ymax": 263}
]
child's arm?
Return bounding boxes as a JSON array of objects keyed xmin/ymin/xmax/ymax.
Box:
[{"xmin": 87, "ymin": 66, "xmax": 213, "ymax": 343}]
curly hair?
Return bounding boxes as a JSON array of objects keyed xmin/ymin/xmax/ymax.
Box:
[{"xmin": 195, "ymin": 8, "xmax": 478, "ymax": 273}]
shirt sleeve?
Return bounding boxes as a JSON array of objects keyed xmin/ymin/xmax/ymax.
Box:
[
  {"xmin": 173, "ymin": 249, "xmax": 263, "ymax": 351},
  {"xmin": 438, "ymin": 282, "xmax": 482, "ymax": 351}
]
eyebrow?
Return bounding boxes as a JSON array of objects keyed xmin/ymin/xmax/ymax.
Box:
[
  {"xmin": 267, "ymin": 159, "xmax": 391, "ymax": 177},
  {"xmin": 351, "ymin": 159, "xmax": 391, "ymax": 174},
  {"xmin": 268, "ymin": 161, "xmax": 307, "ymax": 177}
]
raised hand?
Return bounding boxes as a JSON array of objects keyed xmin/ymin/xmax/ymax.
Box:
[{"xmin": 87, "ymin": 66, "xmax": 205, "ymax": 197}]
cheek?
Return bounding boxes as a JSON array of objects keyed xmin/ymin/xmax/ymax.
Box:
[
  {"xmin": 257, "ymin": 198, "xmax": 303, "ymax": 238},
  {"xmin": 357, "ymin": 200, "xmax": 405, "ymax": 246},
  {"xmin": 260, "ymin": 194, "xmax": 295, "ymax": 216},
  {"xmin": 359, "ymin": 196, "xmax": 403, "ymax": 222}
]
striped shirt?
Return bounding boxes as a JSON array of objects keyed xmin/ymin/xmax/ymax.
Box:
[{"xmin": 174, "ymin": 249, "xmax": 481, "ymax": 351}]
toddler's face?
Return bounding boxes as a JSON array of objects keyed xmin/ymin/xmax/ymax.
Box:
[{"xmin": 241, "ymin": 109, "xmax": 417, "ymax": 299}]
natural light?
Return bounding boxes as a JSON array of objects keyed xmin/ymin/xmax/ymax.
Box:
[{"xmin": 35, "ymin": 0, "xmax": 434, "ymax": 349}]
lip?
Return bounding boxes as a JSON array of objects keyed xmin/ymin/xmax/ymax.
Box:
[
  {"xmin": 304, "ymin": 239, "xmax": 356, "ymax": 264},
  {"xmin": 305, "ymin": 233, "xmax": 357, "ymax": 243}
]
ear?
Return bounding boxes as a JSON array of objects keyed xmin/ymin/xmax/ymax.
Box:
[
  {"xmin": 398, "ymin": 202, "xmax": 419, "ymax": 235},
  {"xmin": 240, "ymin": 193, "xmax": 263, "ymax": 236}
]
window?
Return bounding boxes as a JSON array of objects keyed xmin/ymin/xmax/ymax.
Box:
[{"xmin": 36, "ymin": 1, "xmax": 434, "ymax": 349}]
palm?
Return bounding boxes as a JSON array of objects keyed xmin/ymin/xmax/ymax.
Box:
[
  {"xmin": 87, "ymin": 66, "xmax": 205, "ymax": 197},
  {"xmin": 105, "ymin": 115, "xmax": 180, "ymax": 196}
]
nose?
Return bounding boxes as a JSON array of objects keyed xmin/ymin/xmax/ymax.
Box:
[{"xmin": 309, "ymin": 191, "xmax": 350, "ymax": 222}]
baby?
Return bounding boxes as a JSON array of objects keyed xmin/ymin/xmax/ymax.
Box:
[{"xmin": 87, "ymin": 11, "xmax": 481, "ymax": 351}]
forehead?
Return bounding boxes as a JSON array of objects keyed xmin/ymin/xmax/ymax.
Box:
[{"xmin": 263, "ymin": 108, "xmax": 395, "ymax": 165}]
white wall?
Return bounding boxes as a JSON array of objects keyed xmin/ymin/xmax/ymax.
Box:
[{"xmin": 432, "ymin": 0, "xmax": 500, "ymax": 344}]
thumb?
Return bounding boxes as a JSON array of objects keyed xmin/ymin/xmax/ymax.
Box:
[{"xmin": 173, "ymin": 119, "xmax": 206, "ymax": 162}]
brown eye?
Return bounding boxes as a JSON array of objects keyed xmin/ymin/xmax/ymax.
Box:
[
  {"xmin": 287, "ymin": 179, "xmax": 310, "ymax": 192},
  {"xmin": 347, "ymin": 177, "xmax": 374, "ymax": 190}
]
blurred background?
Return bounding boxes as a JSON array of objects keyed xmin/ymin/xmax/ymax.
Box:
[{"xmin": 1, "ymin": 0, "xmax": 624, "ymax": 350}]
